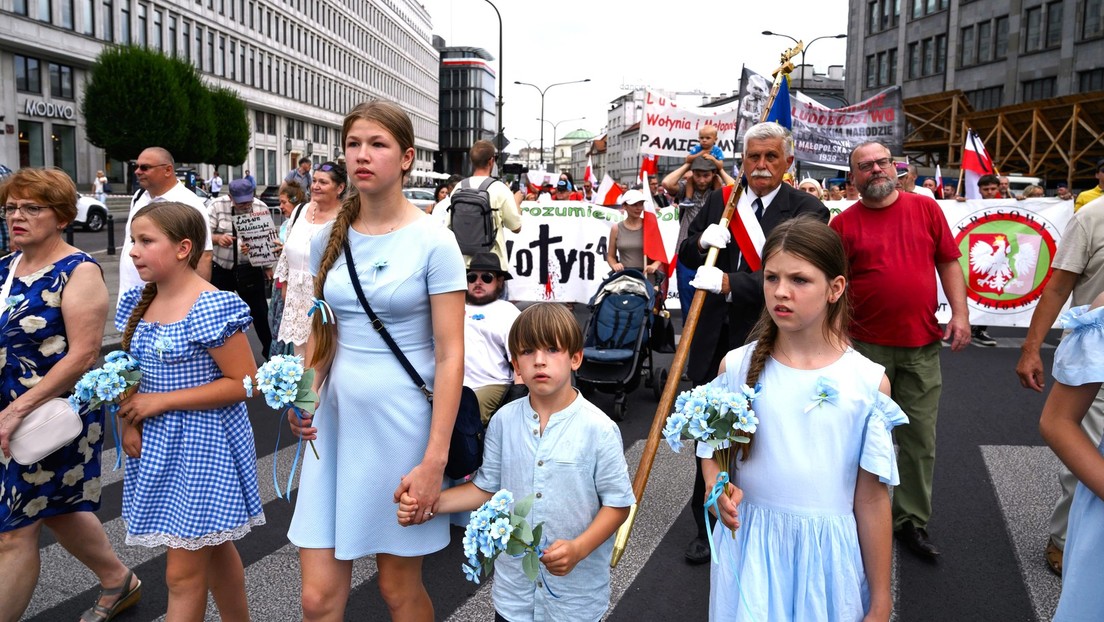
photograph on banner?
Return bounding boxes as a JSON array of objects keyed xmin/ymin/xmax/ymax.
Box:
[
  {"xmin": 639, "ymin": 90, "xmax": 740, "ymax": 159},
  {"xmin": 503, "ymin": 201, "xmax": 682, "ymax": 305},
  {"xmin": 829, "ymin": 198, "xmax": 1073, "ymax": 327},
  {"xmin": 232, "ymin": 211, "xmax": 280, "ymax": 268}
]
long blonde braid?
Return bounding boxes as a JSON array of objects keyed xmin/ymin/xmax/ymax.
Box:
[{"xmin": 310, "ymin": 194, "xmax": 360, "ymax": 367}]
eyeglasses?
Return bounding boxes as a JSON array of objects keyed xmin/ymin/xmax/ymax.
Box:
[
  {"xmin": 319, "ymin": 164, "xmax": 342, "ymax": 173},
  {"xmin": 135, "ymin": 163, "xmax": 171, "ymax": 172},
  {"xmin": 466, "ymin": 272, "xmax": 497, "ymax": 284},
  {"xmin": 855, "ymin": 157, "xmax": 895, "ymax": 173},
  {"xmin": 1, "ymin": 204, "xmax": 48, "ymax": 219}
]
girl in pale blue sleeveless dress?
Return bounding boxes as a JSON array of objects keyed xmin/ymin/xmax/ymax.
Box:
[
  {"xmin": 1041, "ymin": 293, "xmax": 1104, "ymax": 621},
  {"xmin": 696, "ymin": 218, "xmax": 905, "ymax": 621}
]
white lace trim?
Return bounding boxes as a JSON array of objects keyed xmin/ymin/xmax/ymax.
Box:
[
  {"xmin": 277, "ymin": 269, "xmax": 315, "ymax": 346},
  {"xmin": 125, "ymin": 514, "xmax": 266, "ymax": 550}
]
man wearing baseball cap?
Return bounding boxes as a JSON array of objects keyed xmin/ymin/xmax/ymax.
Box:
[{"xmin": 209, "ymin": 178, "xmax": 274, "ymax": 356}]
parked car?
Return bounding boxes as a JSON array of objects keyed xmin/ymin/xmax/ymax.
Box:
[
  {"xmin": 75, "ymin": 195, "xmax": 109, "ymax": 232},
  {"xmin": 403, "ymin": 187, "xmax": 436, "ymax": 211},
  {"xmin": 258, "ymin": 185, "xmax": 283, "ymax": 209},
  {"xmin": 191, "ymin": 186, "xmax": 214, "ymax": 209}
]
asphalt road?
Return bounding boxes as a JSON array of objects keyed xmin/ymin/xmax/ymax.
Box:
[{"xmin": 23, "ymin": 318, "xmax": 1067, "ymax": 621}]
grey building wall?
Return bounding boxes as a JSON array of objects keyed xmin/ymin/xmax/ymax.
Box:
[
  {"xmin": 848, "ymin": 0, "xmax": 1104, "ymax": 110},
  {"xmin": 1, "ymin": 0, "xmax": 440, "ymax": 187}
]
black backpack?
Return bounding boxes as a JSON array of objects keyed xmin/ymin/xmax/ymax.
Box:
[{"xmin": 448, "ymin": 177, "xmax": 498, "ymax": 255}]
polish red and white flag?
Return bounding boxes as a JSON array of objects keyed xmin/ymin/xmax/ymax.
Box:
[
  {"xmin": 640, "ymin": 171, "xmax": 673, "ymax": 265},
  {"xmin": 962, "ymin": 129, "xmax": 996, "ymax": 200},
  {"xmin": 584, "ymin": 156, "xmax": 598, "ymax": 188},
  {"xmin": 595, "ymin": 174, "xmax": 623, "ymax": 206},
  {"xmin": 934, "ymin": 164, "xmax": 945, "ymax": 199}
]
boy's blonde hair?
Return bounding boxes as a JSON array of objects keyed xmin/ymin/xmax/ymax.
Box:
[
  {"xmin": 699, "ymin": 124, "xmax": 718, "ymax": 139},
  {"xmin": 508, "ymin": 303, "xmax": 583, "ymax": 360}
]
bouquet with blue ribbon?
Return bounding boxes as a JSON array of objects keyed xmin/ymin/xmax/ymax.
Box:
[
  {"xmin": 243, "ymin": 354, "xmax": 319, "ymax": 499},
  {"xmin": 71, "ymin": 351, "xmax": 142, "ymax": 470},
  {"xmin": 664, "ymin": 383, "xmax": 760, "ymax": 561},
  {"xmin": 461, "ymin": 489, "xmax": 555, "ymax": 595}
]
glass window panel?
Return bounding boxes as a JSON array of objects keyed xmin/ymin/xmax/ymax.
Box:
[
  {"xmin": 61, "ymin": 0, "xmax": 74, "ymax": 29},
  {"xmin": 961, "ymin": 26, "xmax": 976, "ymax": 66},
  {"xmin": 1025, "ymin": 7, "xmax": 1042, "ymax": 51},
  {"xmin": 1084, "ymin": 0, "xmax": 1103, "ymax": 39},
  {"xmin": 978, "ymin": 21, "xmax": 991, "ymax": 62},
  {"xmin": 52, "ymin": 125, "xmax": 77, "ymax": 181},
  {"xmin": 995, "ymin": 16, "xmax": 1009, "ymax": 58},
  {"xmin": 1046, "ymin": 1, "xmax": 1063, "ymax": 47},
  {"xmin": 18, "ymin": 120, "xmax": 45, "ymax": 168},
  {"xmin": 81, "ymin": 0, "xmax": 94, "ymax": 34}
]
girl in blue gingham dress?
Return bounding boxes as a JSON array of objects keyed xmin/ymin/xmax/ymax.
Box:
[{"xmin": 114, "ymin": 202, "xmax": 263, "ymax": 619}]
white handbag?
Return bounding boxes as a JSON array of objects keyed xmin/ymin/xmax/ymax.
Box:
[{"xmin": 9, "ymin": 398, "xmax": 84, "ymax": 465}]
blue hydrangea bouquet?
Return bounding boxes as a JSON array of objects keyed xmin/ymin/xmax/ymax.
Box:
[
  {"xmin": 71, "ymin": 351, "xmax": 142, "ymax": 469},
  {"xmin": 461, "ymin": 489, "xmax": 548, "ymax": 587},
  {"xmin": 243, "ymin": 354, "xmax": 319, "ymax": 498},
  {"xmin": 663, "ymin": 383, "xmax": 760, "ymax": 555}
]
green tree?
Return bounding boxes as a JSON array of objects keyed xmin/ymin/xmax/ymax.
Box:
[
  {"xmin": 208, "ymin": 87, "xmax": 250, "ymax": 169},
  {"xmin": 168, "ymin": 57, "xmax": 215, "ymax": 164},
  {"xmin": 82, "ymin": 46, "xmax": 190, "ymax": 161}
]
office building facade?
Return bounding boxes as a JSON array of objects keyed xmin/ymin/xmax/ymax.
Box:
[
  {"xmin": 1, "ymin": 0, "xmax": 440, "ymax": 188},
  {"xmin": 433, "ymin": 37, "xmax": 495, "ymax": 176}
]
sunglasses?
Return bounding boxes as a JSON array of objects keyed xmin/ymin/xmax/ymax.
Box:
[
  {"xmin": 135, "ymin": 163, "xmax": 171, "ymax": 172},
  {"xmin": 466, "ymin": 272, "xmax": 497, "ymax": 284},
  {"xmin": 319, "ymin": 163, "xmax": 342, "ymax": 173}
]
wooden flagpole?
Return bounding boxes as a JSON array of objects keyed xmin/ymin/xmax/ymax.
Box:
[{"xmin": 611, "ymin": 43, "xmax": 803, "ymax": 568}]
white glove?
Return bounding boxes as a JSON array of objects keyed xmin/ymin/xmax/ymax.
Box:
[
  {"xmin": 690, "ymin": 266, "xmax": 725, "ymax": 294},
  {"xmin": 699, "ymin": 223, "xmax": 731, "ymax": 250}
]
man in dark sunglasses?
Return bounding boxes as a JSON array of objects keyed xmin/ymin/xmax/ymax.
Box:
[
  {"xmin": 119, "ymin": 146, "xmax": 214, "ymax": 299},
  {"xmin": 463, "ymin": 252, "xmax": 521, "ymax": 424}
]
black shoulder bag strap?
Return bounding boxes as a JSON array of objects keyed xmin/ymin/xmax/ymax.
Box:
[{"xmin": 342, "ymin": 241, "xmax": 433, "ymax": 402}]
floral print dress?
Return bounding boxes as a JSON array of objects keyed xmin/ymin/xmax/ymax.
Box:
[{"xmin": 1, "ymin": 252, "xmax": 105, "ymax": 533}]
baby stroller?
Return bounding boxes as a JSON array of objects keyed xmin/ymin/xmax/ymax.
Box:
[{"xmin": 575, "ymin": 269, "xmax": 669, "ymax": 421}]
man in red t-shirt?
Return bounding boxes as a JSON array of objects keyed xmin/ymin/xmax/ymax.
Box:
[{"xmin": 829, "ymin": 141, "xmax": 972, "ymax": 562}]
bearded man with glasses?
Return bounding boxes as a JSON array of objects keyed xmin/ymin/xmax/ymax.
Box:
[
  {"xmin": 119, "ymin": 147, "xmax": 213, "ymax": 299},
  {"xmin": 462, "ymin": 252, "xmax": 521, "ymax": 424},
  {"xmin": 830, "ymin": 140, "xmax": 972, "ymax": 562}
]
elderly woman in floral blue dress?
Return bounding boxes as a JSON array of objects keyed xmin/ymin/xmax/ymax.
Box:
[{"xmin": 0, "ymin": 168, "xmax": 140, "ymax": 622}]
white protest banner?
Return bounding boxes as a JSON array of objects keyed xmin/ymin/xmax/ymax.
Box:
[
  {"xmin": 232, "ymin": 211, "xmax": 280, "ymax": 268},
  {"xmin": 639, "ymin": 91, "xmax": 741, "ymax": 159},
  {"xmin": 828, "ymin": 198, "xmax": 1074, "ymax": 327},
  {"xmin": 504, "ymin": 201, "xmax": 682, "ymax": 305}
]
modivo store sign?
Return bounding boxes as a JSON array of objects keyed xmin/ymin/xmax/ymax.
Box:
[{"xmin": 23, "ymin": 99, "xmax": 76, "ymax": 120}]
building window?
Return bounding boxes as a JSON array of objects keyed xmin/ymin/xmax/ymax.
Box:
[
  {"xmin": 1080, "ymin": 68, "xmax": 1104, "ymax": 91},
  {"xmin": 1083, "ymin": 0, "xmax": 1103, "ymax": 39},
  {"xmin": 102, "ymin": 0, "xmax": 113, "ymax": 41},
  {"xmin": 15, "ymin": 55, "xmax": 42, "ymax": 94},
  {"xmin": 61, "ymin": 0, "xmax": 74, "ymax": 29},
  {"xmin": 52, "ymin": 125, "xmax": 77, "ymax": 181},
  {"xmin": 913, "ymin": 0, "xmax": 947, "ymax": 18},
  {"xmin": 960, "ymin": 26, "xmax": 975, "ymax": 66},
  {"xmin": 266, "ymin": 149, "xmax": 277, "ymax": 186},
  {"xmin": 1022, "ymin": 77, "xmax": 1056, "ymax": 102},
  {"xmin": 14, "ymin": 0, "xmax": 27, "ymax": 15},
  {"xmin": 995, "ymin": 16, "xmax": 1009, "ymax": 58},
  {"xmin": 966, "ymin": 86, "xmax": 1003, "ymax": 111},
  {"xmin": 977, "ymin": 20, "xmax": 992, "ymax": 63},
  {"xmin": 49, "ymin": 62, "xmax": 74, "ymax": 99},
  {"xmin": 1045, "ymin": 1, "xmax": 1063, "ymax": 48},
  {"xmin": 18, "ymin": 121, "xmax": 45, "ymax": 168},
  {"xmin": 869, "ymin": 0, "xmax": 899, "ymax": 33},
  {"xmin": 182, "ymin": 20, "xmax": 190, "ymax": 57},
  {"xmin": 1025, "ymin": 6, "xmax": 1043, "ymax": 51},
  {"xmin": 255, "ymin": 150, "xmax": 265, "ymax": 185},
  {"xmin": 153, "ymin": 9, "xmax": 162, "ymax": 50},
  {"xmin": 137, "ymin": 3, "xmax": 147, "ymax": 47},
  {"xmin": 120, "ymin": 0, "xmax": 130, "ymax": 44},
  {"xmin": 81, "ymin": 0, "xmax": 94, "ymax": 34}
]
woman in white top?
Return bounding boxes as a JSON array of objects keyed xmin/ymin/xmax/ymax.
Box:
[{"xmin": 273, "ymin": 162, "xmax": 345, "ymax": 357}]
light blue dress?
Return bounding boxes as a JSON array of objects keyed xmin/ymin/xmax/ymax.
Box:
[
  {"xmin": 699, "ymin": 344, "xmax": 907, "ymax": 621},
  {"xmin": 115, "ymin": 288, "xmax": 265, "ymax": 548},
  {"xmin": 287, "ymin": 216, "xmax": 465, "ymax": 559},
  {"xmin": 1052, "ymin": 305, "xmax": 1104, "ymax": 622}
]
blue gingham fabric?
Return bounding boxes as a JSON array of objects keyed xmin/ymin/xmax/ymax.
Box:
[{"xmin": 114, "ymin": 287, "xmax": 265, "ymax": 549}]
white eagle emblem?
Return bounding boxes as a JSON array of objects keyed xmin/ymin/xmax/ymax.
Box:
[{"xmin": 969, "ymin": 234, "xmax": 1038, "ymax": 292}]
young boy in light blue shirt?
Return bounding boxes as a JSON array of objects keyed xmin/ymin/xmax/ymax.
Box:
[{"xmin": 398, "ymin": 302, "xmax": 635, "ymax": 622}]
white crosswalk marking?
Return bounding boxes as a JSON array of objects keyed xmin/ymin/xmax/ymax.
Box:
[{"xmin": 25, "ymin": 441, "xmax": 309, "ymax": 617}]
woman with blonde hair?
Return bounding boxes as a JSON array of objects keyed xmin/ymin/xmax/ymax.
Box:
[{"xmin": 287, "ymin": 101, "xmax": 466, "ymax": 621}]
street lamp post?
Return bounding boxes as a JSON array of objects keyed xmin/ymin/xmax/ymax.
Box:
[
  {"xmin": 482, "ymin": 0, "xmax": 505, "ymax": 152},
  {"xmin": 761, "ymin": 31, "xmax": 847, "ymax": 92},
  {"xmin": 540, "ymin": 116, "xmax": 585, "ymax": 172},
  {"xmin": 514, "ymin": 78, "xmax": 591, "ymax": 170}
]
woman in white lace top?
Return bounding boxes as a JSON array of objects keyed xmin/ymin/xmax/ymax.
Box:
[{"xmin": 273, "ymin": 162, "xmax": 345, "ymax": 356}]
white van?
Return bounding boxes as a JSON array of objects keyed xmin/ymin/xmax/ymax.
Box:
[{"xmin": 1003, "ymin": 175, "xmax": 1044, "ymax": 196}]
